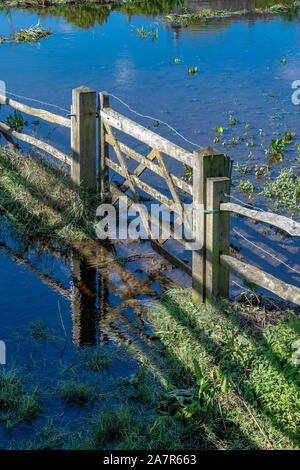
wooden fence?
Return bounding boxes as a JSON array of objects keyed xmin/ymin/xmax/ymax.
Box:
[{"xmin": 0, "ymin": 86, "xmax": 300, "ymax": 306}]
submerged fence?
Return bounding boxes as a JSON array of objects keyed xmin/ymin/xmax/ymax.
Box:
[{"xmin": 0, "ymin": 86, "xmax": 299, "ymax": 306}]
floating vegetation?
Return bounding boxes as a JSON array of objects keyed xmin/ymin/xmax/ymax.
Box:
[
  {"xmin": 0, "ymin": 25, "xmax": 52, "ymax": 44},
  {"xmin": 187, "ymin": 66, "xmax": 198, "ymax": 75},
  {"xmin": 5, "ymin": 110, "xmax": 28, "ymax": 132},
  {"xmin": 283, "ymin": 130, "xmax": 296, "ymax": 145},
  {"xmin": 213, "ymin": 125, "xmax": 224, "ymax": 135},
  {"xmin": 229, "ymin": 115, "xmax": 238, "ymax": 126},
  {"xmin": 132, "ymin": 25, "xmax": 158, "ymax": 41},
  {"xmin": 165, "ymin": 9, "xmax": 248, "ymax": 25},
  {"xmin": 261, "ymin": 167, "xmax": 300, "ymax": 215},
  {"xmin": 269, "ymin": 138, "xmax": 285, "ymax": 155},
  {"xmin": 233, "ymin": 126, "xmax": 300, "ymax": 216}
]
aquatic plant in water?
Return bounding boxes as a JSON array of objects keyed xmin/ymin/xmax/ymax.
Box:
[{"xmin": 0, "ymin": 24, "xmax": 52, "ymax": 44}]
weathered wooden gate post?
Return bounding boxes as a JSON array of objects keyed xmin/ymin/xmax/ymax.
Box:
[
  {"xmin": 71, "ymin": 86, "xmax": 96, "ymax": 188},
  {"xmin": 192, "ymin": 147, "xmax": 231, "ymax": 305},
  {"xmin": 205, "ymin": 177, "xmax": 230, "ymax": 302},
  {"xmin": 98, "ymin": 91, "xmax": 110, "ymax": 198}
]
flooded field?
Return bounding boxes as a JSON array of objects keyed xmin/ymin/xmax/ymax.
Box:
[{"xmin": 0, "ymin": 0, "xmax": 299, "ymax": 450}]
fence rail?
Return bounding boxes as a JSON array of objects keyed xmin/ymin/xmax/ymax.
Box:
[
  {"xmin": 100, "ymin": 107, "xmax": 194, "ymax": 166},
  {"xmin": 0, "ymin": 121, "xmax": 72, "ymax": 165},
  {"xmin": 0, "ymin": 85, "xmax": 299, "ymax": 307},
  {"xmin": 220, "ymin": 202, "xmax": 300, "ymax": 237},
  {"xmin": 0, "ymin": 93, "xmax": 71, "ymax": 128},
  {"xmin": 220, "ymin": 254, "xmax": 300, "ymax": 305}
]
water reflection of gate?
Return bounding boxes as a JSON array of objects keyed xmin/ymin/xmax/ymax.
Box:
[
  {"xmin": 2, "ymin": 237, "xmax": 178, "ymax": 348},
  {"xmin": 71, "ymin": 240, "xmax": 178, "ymax": 347}
]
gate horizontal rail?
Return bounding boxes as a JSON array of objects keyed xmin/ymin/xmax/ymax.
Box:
[{"xmin": 0, "ymin": 85, "xmax": 299, "ymax": 306}]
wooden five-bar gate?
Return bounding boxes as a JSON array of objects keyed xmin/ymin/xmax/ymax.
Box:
[{"xmin": 0, "ymin": 86, "xmax": 300, "ymax": 305}]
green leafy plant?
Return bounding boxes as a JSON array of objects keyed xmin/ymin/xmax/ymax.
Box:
[
  {"xmin": 229, "ymin": 115, "xmax": 237, "ymax": 126},
  {"xmin": 269, "ymin": 138, "xmax": 284, "ymax": 155},
  {"xmin": 159, "ymin": 360, "xmax": 214, "ymax": 423},
  {"xmin": 5, "ymin": 110, "xmax": 28, "ymax": 132},
  {"xmin": 182, "ymin": 164, "xmax": 193, "ymax": 182},
  {"xmin": 283, "ymin": 130, "xmax": 295, "ymax": 145},
  {"xmin": 260, "ymin": 167, "xmax": 300, "ymax": 216},
  {"xmin": 188, "ymin": 66, "xmax": 198, "ymax": 75},
  {"xmin": 213, "ymin": 125, "xmax": 223, "ymax": 135}
]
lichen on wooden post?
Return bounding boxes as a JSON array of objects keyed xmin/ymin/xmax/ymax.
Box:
[
  {"xmin": 192, "ymin": 147, "xmax": 231, "ymax": 305},
  {"xmin": 205, "ymin": 177, "xmax": 231, "ymax": 302},
  {"xmin": 99, "ymin": 91, "xmax": 110, "ymax": 198},
  {"xmin": 71, "ymin": 86, "xmax": 96, "ymax": 188}
]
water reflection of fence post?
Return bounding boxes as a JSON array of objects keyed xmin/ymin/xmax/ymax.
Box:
[
  {"xmin": 71, "ymin": 86, "xmax": 97, "ymax": 188},
  {"xmin": 71, "ymin": 253, "xmax": 97, "ymax": 346},
  {"xmin": 97, "ymin": 244, "xmax": 110, "ymax": 342}
]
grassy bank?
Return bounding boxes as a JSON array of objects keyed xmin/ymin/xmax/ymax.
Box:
[
  {"xmin": 0, "ymin": 147, "xmax": 101, "ymax": 241},
  {"xmin": 165, "ymin": 2, "xmax": 300, "ymax": 25},
  {"xmin": 1, "ymin": 289, "xmax": 299, "ymax": 449}
]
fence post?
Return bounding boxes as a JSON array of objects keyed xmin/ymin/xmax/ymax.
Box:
[
  {"xmin": 192, "ymin": 147, "xmax": 231, "ymax": 305},
  {"xmin": 99, "ymin": 91, "xmax": 110, "ymax": 198},
  {"xmin": 205, "ymin": 177, "xmax": 230, "ymax": 302},
  {"xmin": 71, "ymin": 86, "xmax": 96, "ymax": 188}
]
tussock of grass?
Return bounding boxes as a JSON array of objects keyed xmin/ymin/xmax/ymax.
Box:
[
  {"xmin": 28, "ymin": 318, "xmax": 54, "ymax": 343},
  {"xmin": 0, "ymin": 369, "xmax": 42, "ymax": 429},
  {"xmin": 59, "ymin": 381, "xmax": 97, "ymax": 406},
  {"xmin": 81, "ymin": 347, "xmax": 112, "ymax": 371},
  {"xmin": 0, "ymin": 148, "xmax": 101, "ymax": 241}
]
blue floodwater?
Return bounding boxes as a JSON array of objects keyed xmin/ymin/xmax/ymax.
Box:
[
  {"xmin": 0, "ymin": 7, "xmax": 300, "ymax": 160},
  {"xmin": 0, "ymin": 4, "xmax": 299, "ymax": 366}
]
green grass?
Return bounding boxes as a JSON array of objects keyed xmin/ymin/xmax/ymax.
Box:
[
  {"xmin": 146, "ymin": 289, "xmax": 300, "ymax": 449},
  {"xmin": 0, "ymin": 369, "xmax": 42, "ymax": 429},
  {"xmin": 0, "ymin": 147, "xmax": 102, "ymax": 241},
  {"xmin": 81, "ymin": 346, "xmax": 112, "ymax": 371},
  {"xmin": 2, "ymin": 292, "xmax": 299, "ymax": 449},
  {"xmin": 59, "ymin": 381, "xmax": 98, "ymax": 406},
  {"xmin": 74, "ymin": 404, "xmax": 194, "ymax": 450}
]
